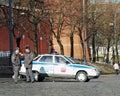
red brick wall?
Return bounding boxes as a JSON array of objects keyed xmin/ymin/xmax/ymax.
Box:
[{"xmin": 0, "ymin": 26, "xmax": 50, "ymax": 54}]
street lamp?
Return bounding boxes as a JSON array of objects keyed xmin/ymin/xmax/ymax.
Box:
[
  {"xmin": 9, "ymin": 0, "xmax": 13, "ymax": 65},
  {"xmin": 109, "ymin": 12, "xmax": 118, "ymax": 63},
  {"xmin": 114, "ymin": 12, "xmax": 118, "ymax": 62},
  {"xmin": 83, "ymin": 0, "xmax": 87, "ymax": 64}
]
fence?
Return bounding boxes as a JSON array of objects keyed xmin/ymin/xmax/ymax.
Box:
[
  {"xmin": 0, "ymin": 51, "xmax": 10, "ymax": 57},
  {"xmin": 0, "ymin": 51, "xmax": 13, "ymax": 75}
]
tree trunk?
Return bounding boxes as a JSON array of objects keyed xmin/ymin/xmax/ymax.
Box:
[
  {"xmin": 48, "ymin": 21, "xmax": 54, "ymax": 54},
  {"xmin": 49, "ymin": 38, "xmax": 53, "ymax": 54},
  {"xmin": 80, "ymin": 42, "xmax": 84, "ymax": 61},
  {"xmin": 96, "ymin": 46, "xmax": 99, "ymax": 61},
  {"xmin": 78, "ymin": 28, "xmax": 84, "ymax": 60},
  {"xmin": 13, "ymin": 26, "xmax": 22, "ymax": 49},
  {"xmin": 106, "ymin": 38, "xmax": 111, "ymax": 63},
  {"xmin": 16, "ymin": 37, "xmax": 21, "ymax": 48},
  {"xmin": 92, "ymin": 34, "xmax": 96, "ymax": 62},
  {"xmin": 115, "ymin": 41, "xmax": 119, "ymax": 63},
  {"xmin": 112, "ymin": 46, "xmax": 115, "ymax": 64},
  {"xmin": 33, "ymin": 24, "xmax": 38, "ymax": 56},
  {"xmin": 57, "ymin": 39, "xmax": 64, "ymax": 55},
  {"xmin": 70, "ymin": 26, "xmax": 74, "ymax": 58}
]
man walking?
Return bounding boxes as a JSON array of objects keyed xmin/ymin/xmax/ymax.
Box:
[
  {"xmin": 113, "ymin": 62, "xmax": 119, "ymax": 75},
  {"xmin": 24, "ymin": 45, "xmax": 34, "ymax": 83},
  {"xmin": 11, "ymin": 47, "xmax": 21, "ymax": 83}
]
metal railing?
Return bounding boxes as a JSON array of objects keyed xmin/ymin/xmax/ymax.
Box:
[{"xmin": 0, "ymin": 52, "xmax": 10, "ymax": 57}]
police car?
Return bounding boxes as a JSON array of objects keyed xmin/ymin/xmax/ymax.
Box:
[{"xmin": 19, "ymin": 54, "xmax": 100, "ymax": 82}]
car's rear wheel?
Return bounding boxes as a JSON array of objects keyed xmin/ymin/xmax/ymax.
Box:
[
  {"xmin": 76, "ymin": 72, "xmax": 88, "ymax": 82},
  {"xmin": 18, "ymin": 74, "xmax": 26, "ymax": 81},
  {"xmin": 33, "ymin": 71, "xmax": 40, "ymax": 81},
  {"xmin": 39, "ymin": 76, "xmax": 45, "ymax": 82},
  {"xmin": 33, "ymin": 71, "xmax": 45, "ymax": 82}
]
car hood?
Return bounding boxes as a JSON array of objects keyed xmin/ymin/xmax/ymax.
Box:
[{"xmin": 69, "ymin": 63, "xmax": 95, "ymax": 69}]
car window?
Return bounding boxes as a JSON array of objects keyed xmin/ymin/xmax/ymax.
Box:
[
  {"xmin": 55, "ymin": 56, "xmax": 69, "ymax": 64},
  {"xmin": 40, "ymin": 56, "xmax": 53, "ymax": 63},
  {"xmin": 33, "ymin": 55, "xmax": 41, "ymax": 61}
]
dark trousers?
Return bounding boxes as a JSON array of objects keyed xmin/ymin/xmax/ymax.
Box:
[
  {"xmin": 13, "ymin": 66, "xmax": 20, "ymax": 82},
  {"xmin": 115, "ymin": 69, "xmax": 119, "ymax": 75},
  {"xmin": 26, "ymin": 68, "xmax": 34, "ymax": 82}
]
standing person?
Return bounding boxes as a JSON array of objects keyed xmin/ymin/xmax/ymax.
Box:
[
  {"xmin": 24, "ymin": 45, "xmax": 34, "ymax": 83},
  {"xmin": 50, "ymin": 48, "xmax": 59, "ymax": 55},
  {"xmin": 11, "ymin": 47, "xmax": 21, "ymax": 84},
  {"xmin": 113, "ymin": 62, "xmax": 119, "ymax": 75}
]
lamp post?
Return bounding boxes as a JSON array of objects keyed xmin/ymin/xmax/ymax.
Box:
[
  {"xmin": 114, "ymin": 12, "xmax": 118, "ymax": 62},
  {"xmin": 109, "ymin": 11, "xmax": 118, "ymax": 63},
  {"xmin": 9, "ymin": 0, "xmax": 13, "ymax": 65},
  {"xmin": 83, "ymin": 0, "xmax": 87, "ymax": 64}
]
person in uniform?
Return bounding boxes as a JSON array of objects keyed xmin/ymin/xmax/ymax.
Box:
[
  {"xmin": 24, "ymin": 45, "xmax": 35, "ymax": 83},
  {"xmin": 11, "ymin": 47, "xmax": 21, "ymax": 83}
]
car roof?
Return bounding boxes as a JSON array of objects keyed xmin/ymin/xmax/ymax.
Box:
[
  {"xmin": 37, "ymin": 54, "xmax": 64, "ymax": 57},
  {"xmin": 33, "ymin": 54, "xmax": 65, "ymax": 61}
]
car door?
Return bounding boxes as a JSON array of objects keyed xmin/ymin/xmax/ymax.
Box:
[
  {"xmin": 39, "ymin": 55, "xmax": 54, "ymax": 76},
  {"xmin": 53, "ymin": 56, "xmax": 73, "ymax": 78}
]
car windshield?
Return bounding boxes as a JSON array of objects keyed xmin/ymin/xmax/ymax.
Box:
[{"xmin": 64, "ymin": 56, "xmax": 76, "ymax": 64}]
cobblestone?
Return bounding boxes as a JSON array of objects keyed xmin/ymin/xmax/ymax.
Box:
[{"xmin": 0, "ymin": 75, "xmax": 120, "ymax": 96}]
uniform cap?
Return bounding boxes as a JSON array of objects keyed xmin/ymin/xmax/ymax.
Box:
[
  {"xmin": 25, "ymin": 45, "xmax": 30, "ymax": 49},
  {"xmin": 14, "ymin": 47, "xmax": 19, "ymax": 51}
]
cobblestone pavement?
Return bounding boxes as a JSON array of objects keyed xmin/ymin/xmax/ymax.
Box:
[{"xmin": 0, "ymin": 75, "xmax": 120, "ymax": 96}]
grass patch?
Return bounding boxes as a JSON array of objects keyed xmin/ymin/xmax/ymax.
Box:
[
  {"xmin": 90, "ymin": 63, "xmax": 114, "ymax": 74},
  {"xmin": 74, "ymin": 58, "xmax": 114, "ymax": 74}
]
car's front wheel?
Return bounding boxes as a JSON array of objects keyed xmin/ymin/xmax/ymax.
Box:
[{"xmin": 76, "ymin": 72, "xmax": 88, "ymax": 82}]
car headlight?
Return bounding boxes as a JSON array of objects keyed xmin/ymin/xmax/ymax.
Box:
[{"xmin": 91, "ymin": 68, "xmax": 99, "ymax": 73}]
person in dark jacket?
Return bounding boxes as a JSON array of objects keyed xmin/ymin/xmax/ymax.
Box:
[
  {"xmin": 24, "ymin": 45, "xmax": 34, "ymax": 83},
  {"xmin": 11, "ymin": 47, "xmax": 21, "ymax": 83},
  {"xmin": 50, "ymin": 48, "xmax": 59, "ymax": 55}
]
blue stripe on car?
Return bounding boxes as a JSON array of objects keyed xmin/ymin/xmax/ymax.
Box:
[
  {"xmin": 69, "ymin": 64, "xmax": 92, "ymax": 69},
  {"xmin": 21, "ymin": 61, "xmax": 54, "ymax": 66},
  {"xmin": 21, "ymin": 61, "xmax": 92, "ymax": 69}
]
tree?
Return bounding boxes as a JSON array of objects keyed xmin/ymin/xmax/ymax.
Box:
[
  {"xmin": 101, "ymin": 2, "xmax": 120, "ymax": 63},
  {"xmin": 12, "ymin": 1, "xmax": 24, "ymax": 48},
  {"xmin": 101, "ymin": 4, "xmax": 114, "ymax": 63},
  {"xmin": 48, "ymin": 0, "xmax": 67, "ymax": 55},
  {"xmin": 64, "ymin": 0, "xmax": 77, "ymax": 58},
  {"xmin": 0, "ymin": 5, "xmax": 8, "ymax": 27},
  {"xmin": 88, "ymin": 3, "xmax": 104, "ymax": 62},
  {"xmin": 26, "ymin": 0, "xmax": 48, "ymax": 56},
  {"xmin": 0, "ymin": 1, "xmax": 25, "ymax": 48},
  {"xmin": 72, "ymin": 0, "xmax": 84, "ymax": 59},
  {"xmin": 87, "ymin": 1, "xmax": 120, "ymax": 63}
]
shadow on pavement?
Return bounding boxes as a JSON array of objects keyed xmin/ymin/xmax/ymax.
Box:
[{"xmin": 0, "ymin": 74, "xmax": 12, "ymax": 78}]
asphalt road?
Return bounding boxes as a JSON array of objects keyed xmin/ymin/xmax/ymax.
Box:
[{"xmin": 0, "ymin": 75, "xmax": 120, "ymax": 96}]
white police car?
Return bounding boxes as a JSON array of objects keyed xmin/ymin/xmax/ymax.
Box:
[{"xmin": 19, "ymin": 54, "xmax": 100, "ymax": 82}]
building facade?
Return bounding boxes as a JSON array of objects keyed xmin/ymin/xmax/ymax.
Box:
[{"xmin": 0, "ymin": 0, "xmax": 91, "ymax": 60}]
